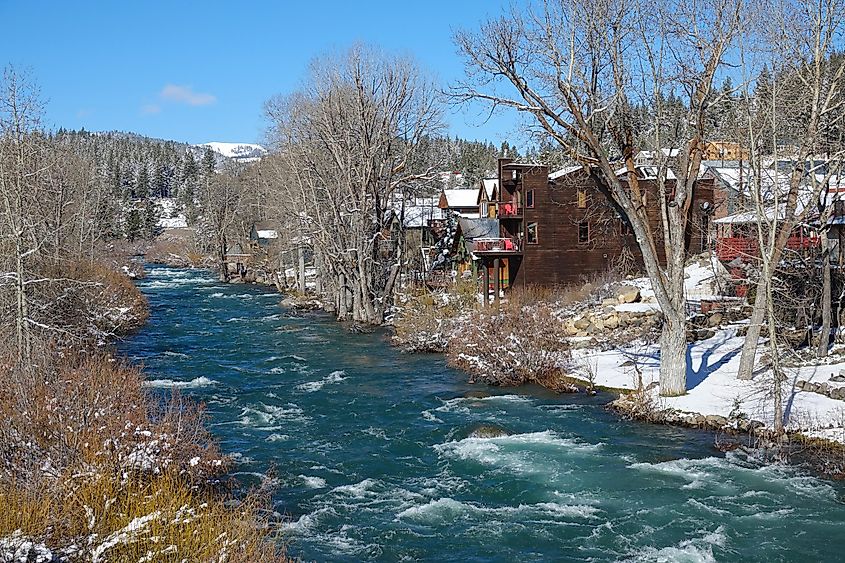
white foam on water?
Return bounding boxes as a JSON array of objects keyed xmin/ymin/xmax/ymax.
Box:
[
  {"xmin": 628, "ymin": 454, "xmax": 837, "ymax": 500},
  {"xmin": 281, "ymin": 506, "xmax": 337, "ymax": 533},
  {"xmin": 435, "ymin": 430, "xmax": 603, "ymax": 471},
  {"xmin": 396, "ymin": 497, "xmax": 602, "ymax": 525},
  {"xmin": 299, "ymin": 475, "xmax": 328, "ymax": 488},
  {"xmin": 421, "ymin": 410, "xmax": 443, "ymax": 423},
  {"xmin": 287, "ymin": 354, "xmax": 307, "ymax": 362},
  {"xmin": 143, "ymin": 376, "xmax": 217, "ymax": 389},
  {"xmin": 238, "ymin": 403, "xmax": 309, "ymax": 428},
  {"xmin": 331, "ymin": 478, "xmax": 380, "ymax": 498},
  {"xmin": 265, "ymin": 433, "xmax": 289, "ymax": 442},
  {"xmin": 625, "ymin": 526, "xmax": 727, "ymax": 563},
  {"xmin": 435, "ymin": 394, "xmax": 534, "ymax": 414},
  {"xmin": 296, "ymin": 370, "xmax": 347, "ymax": 393},
  {"xmin": 161, "ymin": 351, "xmax": 189, "ymax": 359}
]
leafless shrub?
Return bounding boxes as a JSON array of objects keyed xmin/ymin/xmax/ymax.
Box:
[{"xmin": 447, "ymin": 302, "xmax": 571, "ymax": 387}]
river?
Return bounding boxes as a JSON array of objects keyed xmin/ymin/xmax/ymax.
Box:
[{"xmin": 118, "ymin": 265, "xmax": 845, "ymax": 562}]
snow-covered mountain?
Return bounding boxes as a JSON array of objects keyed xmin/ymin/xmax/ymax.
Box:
[{"xmin": 196, "ymin": 142, "xmax": 267, "ymax": 163}]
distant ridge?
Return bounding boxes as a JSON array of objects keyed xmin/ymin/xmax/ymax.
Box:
[{"xmin": 196, "ymin": 142, "xmax": 267, "ymax": 163}]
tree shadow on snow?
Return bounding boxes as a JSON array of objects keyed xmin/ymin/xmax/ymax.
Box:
[{"xmin": 685, "ymin": 340, "xmax": 743, "ymax": 392}]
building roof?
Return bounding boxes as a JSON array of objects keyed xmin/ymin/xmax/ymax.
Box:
[
  {"xmin": 458, "ymin": 217, "xmax": 500, "ymax": 240},
  {"xmin": 397, "ymin": 197, "xmax": 444, "ymax": 228},
  {"xmin": 615, "ymin": 165, "xmax": 678, "ymax": 181},
  {"xmin": 441, "ymin": 188, "xmax": 481, "ymax": 209},
  {"xmin": 481, "ymin": 178, "xmax": 498, "ymax": 200},
  {"xmin": 549, "ymin": 166, "xmax": 581, "ymax": 180}
]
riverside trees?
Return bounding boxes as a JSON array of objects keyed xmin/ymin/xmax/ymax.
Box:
[
  {"xmin": 732, "ymin": 0, "xmax": 845, "ymax": 388},
  {"xmin": 264, "ymin": 46, "xmax": 443, "ymax": 324},
  {"xmin": 453, "ymin": 0, "xmax": 742, "ymax": 396}
]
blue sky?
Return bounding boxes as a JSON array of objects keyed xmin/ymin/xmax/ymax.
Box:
[{"xmin": 0, "ymin": 0, "xmax": 523, "ymax": 146}]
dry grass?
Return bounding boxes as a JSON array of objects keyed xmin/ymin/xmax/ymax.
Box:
[{"xmin": 1, "ymin": 471, "xmax": 285, "ymax": 562}]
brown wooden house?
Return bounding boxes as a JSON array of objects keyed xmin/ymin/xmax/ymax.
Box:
[{"xmin": 467, "ymin": 158, "xmax": 715, "ymax": 300}]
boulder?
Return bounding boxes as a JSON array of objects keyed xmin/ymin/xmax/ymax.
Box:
[
  {"xmin": 831, "ymin": 387, "xmax": 845, "ymax": 400},
  {"xmin": 574, "ymin": 317, "xmax": 591, "ymax": 330},
  {"xmin": 705, "ymin": 414, "xmax": 728, "ymax": 428},
  {"xmin": 832, "ymin": 370, "xmax": 845, "ymax": 382},
  {"xmin": 604, "ymin": 315, "xmax": 620, "ymax": 330},
  {"xmin": 467, "ymin": 424, "xmax": 511, "ymax": 439},
  {"xmin": 706, "ymin": 312, "xmax": 724, "ymax": 328},
  {"xmin": 602, "ymin": 298, "xmax": 618, "ymax": 307},
  {"xmin": 616, "ymin": 286, "xmax": 641, "ymax": 304}
]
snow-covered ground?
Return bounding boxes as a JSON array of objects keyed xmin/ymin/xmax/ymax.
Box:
[
  {"xmin": 155, "ymin": 198, "xmax": 187, "ymax": 229},
  {"xmin": 196, "ymin": 142, "xmax": 266, "ymax": 163},
  {"xmin": 569, "ymin": 255, "xmax": 845, "ymax": 443}
]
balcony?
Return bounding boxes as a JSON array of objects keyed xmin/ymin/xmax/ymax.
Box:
[
  {"xmin": 473, "ymin": 237, "xmax": 522, "ymax": 254},
  {"xmin": 716, "ymin": 235, "xmax": 821, "ymax": 262},
  {"xmin": 498, "ymin": 201, "xmax": 522, "ymax": 218}
]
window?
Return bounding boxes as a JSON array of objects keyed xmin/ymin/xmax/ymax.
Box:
[
  {"xmin": 577, "ymin": 189, "xmax": 587, "ymax": 209},
  {"xmin": 527, "ymin": 222, "xmax": 539, "ymax": 244},
  {"xmin": 526, "ymin": 189, "xmax": 535, "ymax": 208},
  {"xmin": 578, "ymin": 221, "xmax": 590, "ymax": 243}
]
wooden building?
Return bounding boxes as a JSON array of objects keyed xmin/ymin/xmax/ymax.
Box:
[{"xmin": 463, "ymin": 158, "xmax": 715, "ymax": 299}]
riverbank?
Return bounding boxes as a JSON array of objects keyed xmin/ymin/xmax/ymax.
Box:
[{"xmin": 0, "ymin": 259, "xmax": 287, "ymax": 562}]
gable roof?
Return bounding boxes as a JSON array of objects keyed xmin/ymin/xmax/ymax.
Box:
[
  {"xmin": 480, "ymin": 178, "xmax": 498, "ymax": 201},
  {"xmin": 440, "ymin": 188, "xmax": 481, "ymax": 209}
]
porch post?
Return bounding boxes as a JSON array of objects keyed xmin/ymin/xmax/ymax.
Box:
[
  {"xmin": 482, "ymin": 261, "xmax": 490, "ymax": 307},
  {"xmin": 493, "ymin": 258, "xmax": 501, "ymax": 307}
]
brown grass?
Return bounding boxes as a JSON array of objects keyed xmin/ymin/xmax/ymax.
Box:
[
  {"xmin": 0, "ymin": 352, "xmax": 286, "ymax": 561},
  {"xmin": 1, "ymin": 471, "xmax": 285, "ymax": 562}
]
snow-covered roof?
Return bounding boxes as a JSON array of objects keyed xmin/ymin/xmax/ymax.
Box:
[
  {"xmin": 714, "ymin": 189, "xmax": 844, "ymax": 225},
  {"xmin": 615, "ymin": 166, "xmax": 677, "ymax": 181},
  {"xmin": 442, "ymin": 188, "xmax": 481, "ymax": 209},
  {"xmin": 256, "ymin": 229, "xmax": 278, "ymax": 239},
  {"xmin": 549, "ymin": 166, "xmax": 581, "ymax": 180},
  {"xmin": 481, "ymin": 178, "xmax": 498, "ymax": 200},
  {"xmin": 397, "ymin": 197, "xmax": 444, "ymax": 228}
]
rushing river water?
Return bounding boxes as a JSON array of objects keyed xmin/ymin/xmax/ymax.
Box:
[{"xmin": 118, "ymin": 266, "xmax": 845, "ymax": 562}]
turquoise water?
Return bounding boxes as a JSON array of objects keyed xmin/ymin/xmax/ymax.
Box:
[{"xmin": 119, "ymin": 266, "xmax": 845, "ymax": 562}]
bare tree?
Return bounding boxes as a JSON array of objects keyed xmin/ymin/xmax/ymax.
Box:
[
  {"xmin": 265, "ymin": 45, "xmax": 443, "ymax": 324},
  {"xmin": 197, "ymin": 160, "xmax": 244, "ymax": 282},
  {"xmin": 453, "ymin": 0, "xmax": 742, "ymax": 395},
  {"xmin": 735, "ymin": 0, "xmax": 845, "ymax": 384}
]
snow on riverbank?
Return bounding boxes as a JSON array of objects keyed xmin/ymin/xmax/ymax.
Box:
[
  {"xmin": 570, "ymin": 329, "xmax": 845, "ymax": 441},
  {"xmin": 568, "ymin": 256, "xmax": 845, "ymax": 443}
]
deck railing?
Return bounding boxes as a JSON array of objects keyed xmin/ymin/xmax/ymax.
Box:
[
  {"xmin": 716, "ymin": 236, "xmax": 821, "ymax": 261},
  {"xmin": 473, "ymin": 237, "xmax": 521, "ymax": 253},
  {"xmin": 498, "ymin": 201, "xmax": 521, "ymax": 217}
]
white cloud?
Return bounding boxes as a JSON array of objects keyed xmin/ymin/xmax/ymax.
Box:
[
  {"xmin": 159, "ymin": 84, "xmax": 216, "ymax": 106},
  {"xmin": 141, "ymin": 103, "xmax": 161, "ymax": 115}
]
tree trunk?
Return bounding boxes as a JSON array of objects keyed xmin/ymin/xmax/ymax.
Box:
[
  {"xmin": 218, "ymin": 232, "xmax": 229, "ymax": 283},
  {"xmin": 298, "ymin": 244, "xmax": 306, "ymax": 293},
  {"xmin": 737, "ymin": 277, "xmax": 768, "ymax": 380},
  {"xmin": 818, "ymin": 236, "xmax": 832, "ymax": 357},
  {"xmin": 659, "ymin": 314, "xmax": 688, "ymax": 396}
]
